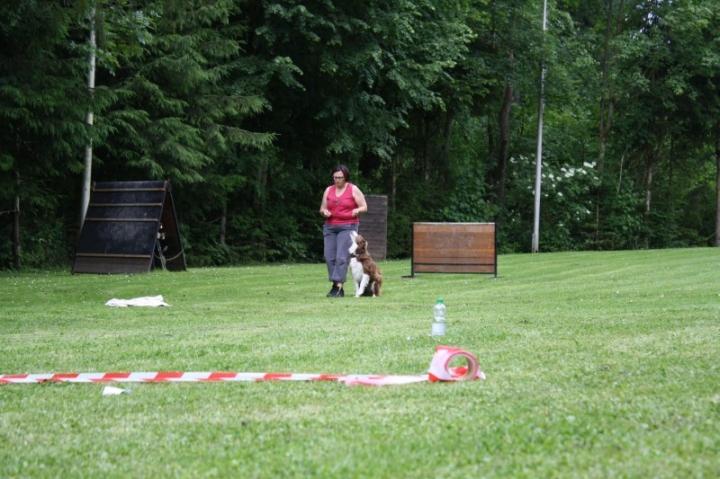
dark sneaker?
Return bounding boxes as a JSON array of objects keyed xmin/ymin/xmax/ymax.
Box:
[
  {"xmin": 336, "ymin": 288, "xmax": 344, "ymax": 297},
  {"xmin": 326, "ymin": 285, "xmax": 339, "ymax": 297}
]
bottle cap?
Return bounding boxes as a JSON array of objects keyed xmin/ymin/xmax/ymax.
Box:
[{"xmin": 436, "ymin": 298, "xmax": 443, "ymax": 303}]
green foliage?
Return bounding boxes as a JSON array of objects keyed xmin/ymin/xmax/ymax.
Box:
[
  {"xmin": 94, "ymin": 0, "xmax": 274, "ymax": 185},
  {"xmin": 591, "ymin": 177, "xmax": 644, "ymax": 250},
  {"xmin": 440, "ymin": 174, "xmax": 497, "ymax": 223},
  {"xmin": 253, "ymin": 0, "xmax": 473, "ymax": 164}
]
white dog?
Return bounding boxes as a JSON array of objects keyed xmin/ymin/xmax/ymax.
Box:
[{"xmin": 349, "ymin": 231, "xmax": 382, "ymax": 297}]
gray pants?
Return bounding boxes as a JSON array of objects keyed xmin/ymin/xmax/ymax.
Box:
[{"xmin": 323, "ymin": 223, "xmax": 359, "ymax": 283}]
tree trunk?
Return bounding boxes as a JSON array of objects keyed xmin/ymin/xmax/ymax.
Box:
[
  {"xmin": 598, "ymin": 0, "xmax": 614, "ymax": 170},
  {"xmin": 497, "ymin": 82, "xmax": 513, "ymax": 207},
  {"xmin": 423, "ymin": 116, "xmax": 432, "ymax": 182},
  {"xmin": 644, "ymin": 147, "xmax": 661, "ymax": 238},
  {"xmin": 442, "ymin": 111, "xmax": 455, "ymax": 161},
  {"xmin": 220, "ymin": 201, "xmax": 227, "ymax": 246},
  {"xmin": 715, "ymin": 120, "xmax": 720, "ymax": 247},
  {"xmin": 391, "ymin": 158, "xmax": 397, "ymax": 213},
  {"xmin": 487, "ymin": 119, "xmax": 495, "ymax": 171},
  {"xmin": 598, "ymin": 0, "xmax": 626, "ymax": 171},
  {"xmin": 80, "ymin": 7, "xmax": 97, "ymax": 229},
  {"xmin": 254, "ymin": 157, "xmax": 269, "ymax": 211},
  {"xmin": 12, "ymin": 174, "xmax": 21, "ymax": 269}
]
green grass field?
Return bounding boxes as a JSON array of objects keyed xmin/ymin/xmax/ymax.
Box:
[{"xmin": 1, "ymin": 248, "xmax": 719, "ymax": 478}]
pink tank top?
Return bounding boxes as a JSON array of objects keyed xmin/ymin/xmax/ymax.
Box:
[{"xmin": 326, "ymin": 183, "xmax": 359, "ymax": 225}]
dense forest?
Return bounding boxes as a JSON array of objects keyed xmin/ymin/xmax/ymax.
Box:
[{"xmin": 1, "ymin": 0, "xmax": 719, "ymax": 269}]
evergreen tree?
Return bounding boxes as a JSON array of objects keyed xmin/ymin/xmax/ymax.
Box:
[{"xmin": 0, "ymin": 1, "xmax": 98, "ymax": 268}]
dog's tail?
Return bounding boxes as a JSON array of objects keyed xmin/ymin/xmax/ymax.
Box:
[{"xmin": 373, "ymin": 275, "xmax": 382, "ymax": 296}]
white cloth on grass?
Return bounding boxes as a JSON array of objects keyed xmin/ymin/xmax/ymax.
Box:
[{"xmin": 105, "ymin": 295, "xmax": 170, "ymax": 307}]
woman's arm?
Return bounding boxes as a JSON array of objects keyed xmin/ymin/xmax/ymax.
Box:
[
  {"xmin": 320, "ymin": 186, "xmax": 332, "ymax": 217},
  {"xmin": 352, "ymin": 186, "xmax": 367, "ymax": 217}
]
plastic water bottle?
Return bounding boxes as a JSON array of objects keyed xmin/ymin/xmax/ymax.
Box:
[{"xmin": 432, "ymin": 298, "xmax": 446, "ymax": 336}]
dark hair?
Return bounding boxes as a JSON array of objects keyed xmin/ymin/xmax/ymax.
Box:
[{"xmin": 331, "ymin": 165, "xmax": 350, "ymax": 181}]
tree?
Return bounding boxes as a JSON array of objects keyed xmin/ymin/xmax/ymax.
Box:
[
  {"xmin": 607, "ymin": 0, "xmax": 720, "ymax": 247},
  {"xmin": 3, "ymin": 0, "xmax": 720, "ymax": 268},
  {"xmin": 0, "ymin": 1, "xmax": 99, "ymax": 268}
]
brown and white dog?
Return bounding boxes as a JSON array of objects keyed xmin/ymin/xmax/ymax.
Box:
[{"xmin": 349, "ymin": 232, "xmax": 383, "ymax": 297}]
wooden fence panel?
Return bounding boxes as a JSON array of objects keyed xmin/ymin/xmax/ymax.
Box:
[
  {"xmin": 411, "ymin": 222, "xmax": 496, "ymax": 276},
  {"xmin": 359, "ymin": 195, "xmax": 387, "ymax": 261}
]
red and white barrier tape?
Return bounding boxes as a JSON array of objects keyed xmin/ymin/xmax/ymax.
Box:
[{"xmin": 0, "ymin": 345, "xmax": 485, "ymax": 387}]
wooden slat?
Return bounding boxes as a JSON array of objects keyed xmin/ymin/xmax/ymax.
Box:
[
  {"xmin": 414, "ymin": 223, "xmax": 494, "ymax": 233},
  {"xmin": 89, "ymin": 203, "xmax": 163, "ymax": 207},
  {"xmin": 92, "ymin": 188, "xmax": 166, "ymax": 192},
  {"xmin": 414, "ymin": 245, "xmax": 495, "ymax": 258},
  {"xmin": 72, "ymin": 256, "xmax": 152, "ymax": 274},
  {"xmin": 414, "ymin": 264, "xmax": 496, "ymax": 274},
  {"xmin": 84, "ymin": 218, "xmax": 159, "ymax": 222},
  {"xmin": 414, "ymin": 255, "xmax": 495, "ymax": 265},
  {"xmin": 75, "ymin": 253, "xmax": 153, "ymax": 259}
]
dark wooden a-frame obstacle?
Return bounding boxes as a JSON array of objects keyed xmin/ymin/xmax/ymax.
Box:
[{"xmin": 72, "ymin": 180, "xmax": 187, "ymax": 274}]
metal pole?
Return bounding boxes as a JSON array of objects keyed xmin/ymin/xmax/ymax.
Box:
[
  {"xmin": 80, "ymin": 7, "xmax": 96, "ymax": 229},
  {"xmin": 532, "ymin": 0, "xmax": 548, "ymax": 253}
]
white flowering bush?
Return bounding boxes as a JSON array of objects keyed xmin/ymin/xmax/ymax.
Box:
[{"xmin": 504, "ymin": 155, "xmax": 602, "ymax": 251}]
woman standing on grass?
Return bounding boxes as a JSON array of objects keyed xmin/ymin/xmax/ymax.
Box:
[{"xmin": 319, "ymin": 165, "xmax": 367, "ymax": 297}]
